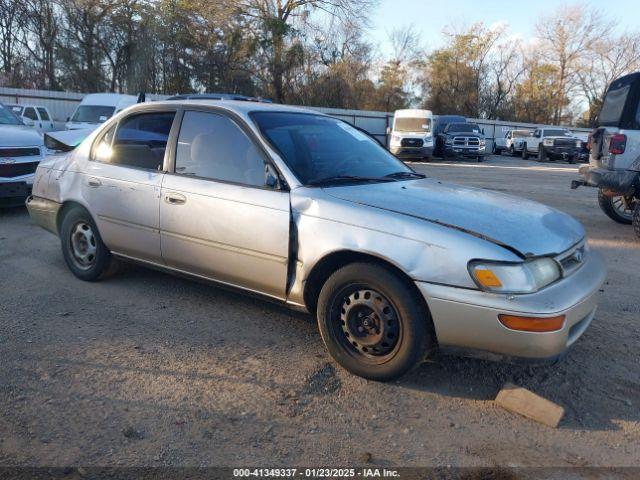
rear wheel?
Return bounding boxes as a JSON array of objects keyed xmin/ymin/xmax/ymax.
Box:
[
  {"xmin": 598, "ymin": 188, "xmax": 634, "ymax": 224},
  {"xmin": 317, "ymin": 262, "xmax": 434, "ymax": 381},
  {"xmin": 60, "ymin": 205, "xmax": 120, "ymax": 281}
]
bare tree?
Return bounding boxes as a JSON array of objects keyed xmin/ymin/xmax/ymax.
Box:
[
  {"xmin": 535, "ymin": 4, "xmax": 610, "ymax": 123},
  {"xmin": 0, "ymin": 0, "xmax": 24, "ymax": 79}
]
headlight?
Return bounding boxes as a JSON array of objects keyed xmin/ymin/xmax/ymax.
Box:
[
  {"xmin": 543, "ymin": 138, "xmax": 554, "ymax": 146},
  {"xmin": 575, "ymin": 140, "xmax": 582, "ymax": 148},
  {"xmin": 391, "ymin": 134, "xmax": 401, "ymax": 143},
  {"xmin": 479, "ymin": 139, "xmax": 486, "ymax": 146},
  {"xmin": 445, "ymin": 139, "xmax": 452, "ymax": 145},
  {"xmin": 468, "ymin": 258, "xmax": 561, "ymax": 293}
]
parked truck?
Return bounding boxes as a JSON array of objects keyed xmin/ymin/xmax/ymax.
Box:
[
  {"xmin": 572, "ymin": 72, "xmax": 640, "ymax": 237},
  {"xmin": 521, "ymin": 127, "xmax": 582, "ymax": 163}
]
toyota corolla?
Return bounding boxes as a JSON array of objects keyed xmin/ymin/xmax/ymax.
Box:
[{"xmin": 26, "ymin": 101, "xmax": 606, "ymax": 381}]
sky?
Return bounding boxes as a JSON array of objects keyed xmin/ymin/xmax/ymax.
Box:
[{"xmin": 367, "ymin": 0, "xmax": 639, "ymax": 56}]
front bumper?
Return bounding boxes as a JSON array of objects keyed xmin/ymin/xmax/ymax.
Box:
[
  {"xmin": 444, "ymin": 146, "xmax": 486, "ymax": 158},
  {"xmin": 390, "ymin": 145, "xmax": 433, "ymax": 159},
  {"xmin": 25, "ymin": 195, "xmax": 61, "ymax": 234},
  {"xmin": 545, "ymin": 146, "xmax": 578, "ymax": 159},
  {"xmin": 416, "ymin": 250, "xmax": 606, "ymax": 361}
]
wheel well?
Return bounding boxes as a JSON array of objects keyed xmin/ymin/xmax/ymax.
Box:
[
  {"xmin": 56, "ymin": 201, "xmax": 87, "ymax": 233},
  {"xmin": 303, "ymin": 250, "xmax": 428, "ymax": 316}
]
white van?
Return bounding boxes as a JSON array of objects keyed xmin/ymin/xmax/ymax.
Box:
[
  {"xmin": 65, "ymin": 93, "xmax": 138, "ymax": 131},
  {"xmin": 388, "ymin": 109, "xmax": 434, "ymax": 161}
]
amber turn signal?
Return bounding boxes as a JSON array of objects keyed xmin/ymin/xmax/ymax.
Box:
[{"xmin": 498, "ymin": 314, "xmax": 565, "ymax": 332}]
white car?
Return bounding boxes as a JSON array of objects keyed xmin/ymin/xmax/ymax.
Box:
[
  {"xmin": 0, "ymin": 103, "xmax": 45, "ymax": 207},
  {"xmin": 65, "ymin": 93, "xmax": 138, "ymax": 131},
  {"xmin": 7, "ymin": 104, "xmax": 55, "ymax": 133}
]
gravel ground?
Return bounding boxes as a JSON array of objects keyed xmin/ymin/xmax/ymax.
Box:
[{"xmin": 0, "ymin": 155, "xmax": 639, "ymax": 469}]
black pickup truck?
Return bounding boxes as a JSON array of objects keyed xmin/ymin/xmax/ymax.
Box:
[{"xmin": 437, "ymin": 122, "xmax": 487, "ymax": 161}]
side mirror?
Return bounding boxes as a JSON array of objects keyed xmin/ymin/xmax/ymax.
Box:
[
  {"xmin": 386, "ymin": 127, "xmax": 391, "ymax": 135},
  {"xmin": 265, "ymin": 164, "xmax": 280, "ymax": 189}
]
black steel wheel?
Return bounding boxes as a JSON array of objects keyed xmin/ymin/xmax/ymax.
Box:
[
  {"xmin": 317, "ymin": 262, "xmax": 435, "ymax": 381},
  {"xmin": 537, "ymin": 144, "xmax": 547, "ymax": 162}
]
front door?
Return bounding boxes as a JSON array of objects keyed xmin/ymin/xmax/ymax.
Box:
[
  {"xmin": 160, "ymin": 109, "xmax": 290, "ymax": 300},
  {"xmin": 81, "ymin": 109, "xmax": 177, "ymax": 262}
]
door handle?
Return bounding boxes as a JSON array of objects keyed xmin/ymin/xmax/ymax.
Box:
[
  {"xmin": 87, "ymin": 177, "xmax": 101, "ymax": 187},
  {"xmin": 164, "ymin": 192, "xmax": 186, "ymax": 205}
]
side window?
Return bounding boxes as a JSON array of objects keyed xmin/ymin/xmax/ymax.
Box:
[
  {"xmin": 175, "ymin": 111, "xmax": 266, "ymax": 187},
  {"xmin": 24, "ymin": 107, "xmax": 38, "ymax": 120},
  {"xmin": 109, "ymin": 111, "xmax": 175, "ymax": 170},
  {"xmin": 37, "ymin": 107, "xmax": 50, "ymax": 121},
  {"xmin": 90, "ymin": 123, "xmax": 117, "ymax": 162}
]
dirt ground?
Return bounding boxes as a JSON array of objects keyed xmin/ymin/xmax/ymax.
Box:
[{"xmin": 1, "ymin": 155, "xmax": 639, "ymax": 469}]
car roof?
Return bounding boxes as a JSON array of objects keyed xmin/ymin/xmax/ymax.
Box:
[{"xmin": 136, "ymin": 99, "xmax": 322, "ymax": 116}]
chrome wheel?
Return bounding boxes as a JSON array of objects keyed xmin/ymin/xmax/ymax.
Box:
[
  {"xmin": 69, "ymin": 221, "xmax": 97, "ymax": 269},
  {"xmin": 339, "ymin": 289, "xmax": 400, "ymax": 357}
]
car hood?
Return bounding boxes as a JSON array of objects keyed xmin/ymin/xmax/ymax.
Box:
[
  {"xmin": 0, "ymin": 125, "xmax": 43, "ymax": 147},
  {"xmin": 325, "ymin": 178, "xmax": 584, "ymax": 257}
]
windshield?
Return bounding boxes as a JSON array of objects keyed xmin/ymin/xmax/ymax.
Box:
[
  {"xmin": 512, "ymin": 130, "xmax": 529, "ymax": 138},
  {"xmin": 0, "ymin": 104, "xmax": 23, "ymax": 125},
  {"xmin": 394, "ymin": 117, "xmax": 431, "ymax": 132},
  {"xmin": 252, "ymin": 112, "xmax": 415, "ymax": 186},
  {"xmin": 447, "ymin": 123, "xmax": 480, "ymax": 133},
  {"xmin": 545, "ymin": 129, "xmax": 572, "ymax": 137},
  {"xmin": 71, "ymin": 105, "xmax": 116, "ymax": 123}
]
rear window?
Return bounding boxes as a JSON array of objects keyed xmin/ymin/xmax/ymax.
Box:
[{"xmin": 599, "ymin": 84, "xmax": 630, "ymax": 127}]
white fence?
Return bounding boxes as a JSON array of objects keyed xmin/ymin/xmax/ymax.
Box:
[{"xmin": 0, "ymin": 87, "xmax": 591, "ymax": 149}]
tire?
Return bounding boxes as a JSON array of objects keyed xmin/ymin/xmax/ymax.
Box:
[
  {"xmin": 510, "ymin": 145, "xmax": 516, "ymax": 156},
  {"xmin": 59, "ymin": 205, "xmax": 120, "ymax": 281},
  {"xmin": 522, "ymin": 144, "xmax": 529, "ymax": 159},
  {"xmin": 537, "ymin": 144, "xmax": 547, "ymax": 162},
  {"xmin": 477, "ymin": 156, "xmax": 483, "ymax": 162},
  {"xmin": 633, "ymin": 203, "xmax": 640, "ymax": 239},
  {"xmin": 317, "ymin": 262, "xmax": 434, "ymax": 381},
  {"xmin": 597, "ymin": 189, "xmax": 634, "ymax": 225}
]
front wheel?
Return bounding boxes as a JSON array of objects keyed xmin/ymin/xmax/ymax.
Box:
[
  {"xmin": 537, "ymin": 144, "xmax": 547, "ymax": 162},
  {"xmin": 510, "ymin": 145, "xmax": 516, "ymax": 156},
  {"xmin": 522, "ymin": 144, "xmax": 529, "ymax": 159},
  {"xmin": 598, "ymin": 189, "xmax": 634, "ymax": 224},
  {"xmin": 60, "ymin": 205, "xmax": 120, "ymax": 281},
  {"xmin": 317, "ymin": 263, "xmax": 434, "ymax": 381}
]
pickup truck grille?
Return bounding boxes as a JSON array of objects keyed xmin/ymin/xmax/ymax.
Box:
[
  {"xmin": 0, "ymin": 147, "xmax": 41, "ymax": 157},
  {"xmin": 453, "ymin": 136, "xmax": 480, "ymax": 146},
  {"xmin": 553, "ymin": 138, "xmax": 575, "ymax": 147},
  {"xmin": 401, "ymin": 138, "xmax": 423, "ymax": 147},
  {"xmin": 0, "ymin": 162, "xmax": 39, "ymax": 178}
]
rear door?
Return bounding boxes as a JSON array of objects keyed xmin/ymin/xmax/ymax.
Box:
[
  {"xmin": 160, "ymin": 108, "xmax": 290, "ymax": 300},
  {"xmin": 82, "ymin": 107, "xmax": 178, "ymax": 263},
  {"xmin": 37, "ymin": 107, "xmax": 54, "ymax": 132}
]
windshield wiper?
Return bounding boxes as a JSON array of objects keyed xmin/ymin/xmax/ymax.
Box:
[
  {"xmin": 306, "ymin": 175, "xmax": 397, "ymax": 187},
  {"xmin": 384, "ymin": 171, "xmax": 426, "ymax": 179}
]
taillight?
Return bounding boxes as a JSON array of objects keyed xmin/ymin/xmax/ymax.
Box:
[{"xmin": 609, "ymin": 134, "xmax": 626, "ymax": 155}]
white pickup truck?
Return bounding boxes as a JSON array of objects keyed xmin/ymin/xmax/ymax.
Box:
[
  {"xmin": 493, "ymin": 129, "xmax": 531, "ymax": 155},
  {"xmin": 521, "ymin": 127, "xmax": 582, "ymax": 163}
]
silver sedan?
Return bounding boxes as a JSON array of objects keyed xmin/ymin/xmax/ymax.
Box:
[{"xmin": 27, "ymin": 100, "xmax": 606, "ymax": 381}]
